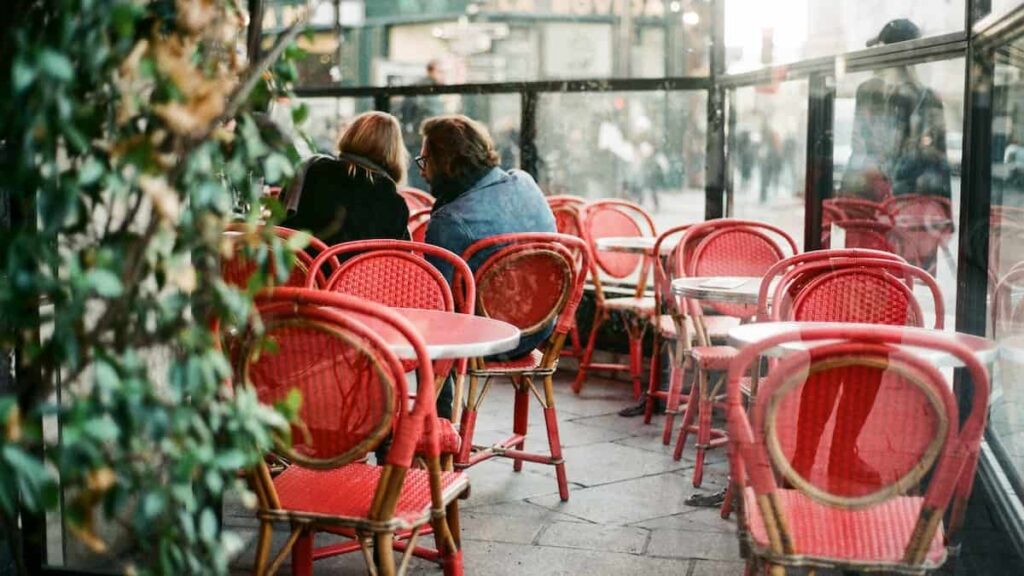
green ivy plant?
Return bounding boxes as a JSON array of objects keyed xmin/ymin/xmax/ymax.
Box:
[{"xmin": 0, "ymin": 1, "xmax": 312, "ymax": 573}]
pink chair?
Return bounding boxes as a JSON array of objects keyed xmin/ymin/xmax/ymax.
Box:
[
  {"xmin": 241, "ymin": 288, "xmax": 468, "ymax": 575},
  {"xmin": 455, "ymin": 233, "xmax": 589, "ymax": 502},
  {"xmin": 725, "ymin": 325, "xmax": 988, "ymax": 575},
  {"xmin": 408, "ymin": 208, "xmax": 432, "ymax": 243},
  {"xmin": 829, "ymin": 219, "xmax": 897, "ymax": 253},
  {"xmin": 547, "ymin": 199, "xmax": 587, "ymax": 358},
  {"xmin": 221, "ymin": 224, "xmax": 332, "ymax": 290},
  {"xmin": 883, "ymin": 194, "xmax": 955, "ymax": 273},
  {"xmin": 574, "ymin": 199, "xmax": 657, "ymax": 399},
  {"xmin": 824, "ymin": 197, "xmax": 891, "ymax": 222},
  {"xmin": 671, "ymin": 220, "xmax": 797, "ymax": 487},
  {"xmin": 399, "ymin": 187, "xmax": 434, "ymax": 212}
]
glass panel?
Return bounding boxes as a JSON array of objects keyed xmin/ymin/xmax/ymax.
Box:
[
  {"xmin": 390, "ymin": 93, "xmax": 522, "ymax": 190},
  {"xmin": 728, "ymin": 81, "xmax": 809, "ymax": 250},
  {"xmin": 725, "ymin": 1, "xmax": 965, "ymax": 73},
  {"xmin": 986, "ymin": 1, "xmax": 1024, "ymax": 24},
  {"xmin": 266, "ymin": 0, "xmax": 711, "ymax": 87},
  {"xmin": 535, "ymin": 91, "xmax": 707, "ymax": 228},
  {"xmin": 272, "ymin": 97, "xmax": 376, "ymax": 156},
  {"xmin": 829, "ymin": 58, "xmax": 965, "ymax": 327},
  {"xmin": 989, "ymin": 46, "xmax": 1024, "ymax": 487}
]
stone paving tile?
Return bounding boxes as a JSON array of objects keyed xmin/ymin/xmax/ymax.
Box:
[
  {"xmin": 526, "ymin": 418, "xmax": 635, "ymax": 448},
  {"xmin": 458, "ymin": 458, "xmax": 573, "ymax": 510},
  {"xmin": 633, "ymin": 506, "xmax": 737, "ymax": 534},
  {"xmin": 529, "ymin": 472, "xmax": 695, "ymax": 525},
  {"xmin": 536, "ymin": 521, "xmax": 649, "ymax": 555},
  {"xmin": 522, "ymin": 441, "xmax": 690, "ymax": 487},
  {"xmin": 647, "ymin": 528, "xmax": 739, "ymax": 561},
  {"xmin": 462, "ymin": 500, "xmax": 592, "ymax": 525},
  {"xmin": 404, "ymin": 540, "xmax": 690, "ymax": 576},
  {"xmin": 459, "ymin": 509, "xmax": 545, "ymax": 545},
  {"xmin": 690, "ymin": 559, "xmax": 747, "ymax": 575}
]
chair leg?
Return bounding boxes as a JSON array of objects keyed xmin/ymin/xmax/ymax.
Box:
[
  {"xmin": 693, "ymin": 372, "xmax": 712, "ymax": 488},
  {"xmin": 542, "ymin": 374, "xmax": 570, "ymax": 502},
  {"xmin": 572, "ymin": 309, "xmax": 606, "ymax": 394},
  {"xmin": 456, "ymin": 374, "xmax": 480, "ymax": 466},
  {"xmin": 644, "ymin": 333, "xmax": 662, "ymax": 424},
  {"xmin": 292, "ymin": 530, "xmax": 314, "ymax": 576},
  {"xmin": 512, "ymin": 376, "xmax": 529, "ymax": 472},
  {"xmin": 253, "ymin": 520, "xmax": 273, "ymax": 576},
  {"xmin": 628, "ymin": 333, "xmax": 643, "ymax": 400},
  {"xmin": 673, "ymin": 369, "xmax": 700, "ymax": 461},
  {"xmin": 375, "ymin": 532, "xmax": 396, "ymax": 576},
  {"xmin": 662, "ymin": 361, "xmax": 684, "ymax": 445},
  {"xmin": 720, "ymin": 482, "xmax": 734, "ymax": 519}
]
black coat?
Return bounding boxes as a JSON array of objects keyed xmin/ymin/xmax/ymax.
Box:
[{"xmin": 281, "ymin": 154, "xmax": 410, "ymax": 247}]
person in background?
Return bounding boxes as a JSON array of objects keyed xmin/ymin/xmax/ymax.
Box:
[
  {"xmin": 418, "ymin": 115, "xmax": 557, "ymax": 416},
  {"xmin": 840, "ymin": 18, "xmax": 951, "ymax": 201},
  {"xmin": 281, "ymin": 111, "xmax": 410, "ymax": 246},
  {"xmin": 400, "ymin": 60, "xmax": 446, "ymax": 190}
]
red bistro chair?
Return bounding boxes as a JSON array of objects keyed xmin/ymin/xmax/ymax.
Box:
[
  {"xmin": 725, "ymin": 325, "xmax": 988, "ymax": 575},
  {"xmin": 455, "ymin": 233, "xmax": 589, "ymax": 502},
  {"xmin": 993, "ymin": 266, "xmax": 1024, "ymax": 337},
  {"xmin": 307, "ymin": 240, "xmax": 476, "ymax": 456},
  {"xmin": 548, "ymin": 200, "xmax": 587, "ymax": 358},
  {"xmin": 824, "ymin": 197, "xmax": 891, "ymax": 222},
  {"xmin": 400, "ymin": 187, "xmax": 435, "ymax": 212},
  {"xmin": 671, "ymin": 219, "xmax": 797, "ymax": 487},
  {"xmin": 240, "ymin": 289, "xmax": 468, "ymax": 576},
  {"xmin": 574, "ymin": 199, "xmax": 658, "ymax": 399},
  {"xmin": 408, "ymin": 208, "xmax": 432, "ymax": 243},
  {"xmin": 221, "ymin": 224, "xmax": 332, "ymax": 290},
  {"xmin": 647, "ymin": 225, "xmax": 742, "ymax": 440},
  {"xmin": 883, "ymin": 194, "xmax": 955, "ymax": 274},
  {"xmin": 828, "ymin": 219, "xmax": 897, "ymax": 253}
]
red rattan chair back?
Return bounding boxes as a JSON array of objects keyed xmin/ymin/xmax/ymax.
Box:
[
  {"xmin": 241, "ymin": 289, "xmax": 437, "ymax": 468},
  {"xmin": 221, "ymin": 224, "xmax": 331, "ymax": 289},
  {"xmin": 653, "ymin": 224, "xmax": 694, "ymax": 319},
  {"xmin": 399, "ymin": 187, "xmax": 434, "ymax": 212},
  {"xmin": 726, "ymin": 325, "xmax": 989, "ymax": 568},
  {"xmin": 756, "ymin": 249, "xmax": 907, "ymax": 322},
  {"xmin": 581, "ymin": 199, "xmax": 656, "ymax": 279},
  {"xmin": 994, "ymin": 266, "xmax": 1024, "ymax": 337},
  {"xmin": 463, "ymin": 233, "xmax": 590, "ymax": 341},
  {"xmin": 678, "ymin": 219, "xmax": 797, "ymax": 319},
  {"xmin": 308, "ymin": 239, "xmax": 474, "ymax": 314},
  {"xmin": 824, "ymin": 197, "xmax": 890, "ymax": 222},
  {"xmin": 773, "ymin": 258, "xmax": 944, "ymax": 329},
  {"xmin": 408, "ymin": 208, "xmax": 431, "ymax": 243},
  {"xmin": 546, "ymin": 195, "xmax": 586, "ymax": 208},
  {"xmin": 550, "ymin": 201, "xmax": 585, "ymax": 240},
  {"xmin": 831, "ymin": 219, "xmax": 896, "ymax": 252}
]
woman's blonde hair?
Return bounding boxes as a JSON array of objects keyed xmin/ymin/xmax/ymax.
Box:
[{"xmin": 336, "ymin": 111, "xmax": 408, "ymax": 184}]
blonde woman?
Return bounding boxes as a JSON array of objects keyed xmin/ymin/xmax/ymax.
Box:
[{"xmin": 282, "ymin": 111, "xmax": 410, "ymax": 245}]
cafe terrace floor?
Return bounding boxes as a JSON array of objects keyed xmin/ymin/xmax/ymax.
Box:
[{"xmin": 227, "ymin": 369, "xmax": 1023, "ymax": 575}]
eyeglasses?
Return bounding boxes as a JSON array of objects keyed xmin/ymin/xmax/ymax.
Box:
[{"xmin": 414, "ymin": 155, "xmax": 428, "ymax": 170}]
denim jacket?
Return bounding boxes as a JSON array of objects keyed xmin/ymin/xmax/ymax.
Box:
[{"xmin": 425, "ymin": 167, "xmax": 557, "ymax": 358}]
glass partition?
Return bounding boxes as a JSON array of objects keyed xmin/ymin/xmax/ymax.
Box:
[
  {"xmin": 725, "ymin": 1, "xmax": 965, "ymax": 73},
  {"xmin": 273, "ymin": 97, "xmax": 376, "ymax": 155},
  {"xmin": 728, "ymin": 81, "xmax": 809, "ymax": 249},
  {"xmin": 535, "ymin": 90, "xmax": 707, "ymax": 228},
  {"xmin": 989, "ymin": 46, "xmax": 1024, "ymax": 487},
  {"xmin": 828, "ymin": 58, "xmax": 965, "ymax": 325}
]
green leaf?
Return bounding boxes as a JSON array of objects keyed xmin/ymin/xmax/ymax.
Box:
[
  {"xmin": 38, "ymin": 49, "xmax": 73, "ymax": 82},
  {"xmin": 291, "ymin": 103, "xmax": 309, "ymax": 126},
  {"xmin": 83, "ymin": 416, "xmax": 120, "ymax": 441},
  {"xmin": 85, "ymin": 269, "xmax": 123, "ymax": 297},
  {"xmin": 78, "ymin": 156, "xmax": 105, "ymax": 186},
  {"xmin": 12, "ymin": 58, "xmax": 36, "ymax": 92}
]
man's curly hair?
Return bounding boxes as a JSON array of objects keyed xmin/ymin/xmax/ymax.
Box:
[{"xmin": 419, "ymin": 114, "xmax": 500, "ymax": 182}]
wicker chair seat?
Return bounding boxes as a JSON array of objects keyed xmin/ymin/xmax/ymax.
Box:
[
  {"xmin": 274, "ymin": 463, "xmax": 469, "ymax": 531},
  {"xmin": 469, "ymin": 349, "xmax": 553, "ymax": 376},
  {"xmin": 743, "ymin": 488, "xmax": 946, "ymax": 568},
  {"xmin": 416, "ymin": 417, "xmax": 462, "ymax": 455},
  {"xmin": 689, "ymin": 345, "xmax": 739, "ymax": 371},
  {"xmin": 603, "ymin": 296, "xmax": 656, "ymax": 316}
]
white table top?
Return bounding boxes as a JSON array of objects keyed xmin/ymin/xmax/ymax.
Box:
[
  {"xmin": 595, "ymin": 236, "xmax": 678, "ymax": 255},
  {"xmin": 362, "ymin": 308, "xmax": 521, "ymax": 360},
  {"xmin": 728, "ymin": 322, "xmax": 998, "ymax": 367},
  {"xmin": 671, "ymin": 276, "xmax": 765, "ymax": 305}
]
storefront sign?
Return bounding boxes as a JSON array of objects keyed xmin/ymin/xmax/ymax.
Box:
[{"xmin": 489, "ymin": 0, "xmax": 668, "ymax": 18}]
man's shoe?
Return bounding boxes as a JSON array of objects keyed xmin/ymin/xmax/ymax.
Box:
[{"xmin": 618, "ymin": 401, "xmax": 646, "ymax": 417}]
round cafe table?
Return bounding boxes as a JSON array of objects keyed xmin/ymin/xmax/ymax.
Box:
[
  {"xmin": 728, "ymin": 321, "xmax": 998, "ymax": 367},
  {"xmin": 595, "ymin": 235, "xmax": 679, "ymax": 255},
  {"xmin": 671, "ymin": 276, "xmax": 765, "ymax": 306},
  {"xmin": 362, "ymin": 308, "xmax": 521, "ymax": 360}
]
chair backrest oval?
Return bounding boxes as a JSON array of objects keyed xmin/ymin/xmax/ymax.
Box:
[
  {"xmin": 307, "ymin": 239, "xmax": 475, "ymax": 315},
  {"xmin": 825, "ymin": 197, "xmax": 889, "ymax": 222},
  {"xmin": 221, "ymin": 225, "xmax": 330, "ymax": 289},
  {"xmin": 462, "ymin": 233, "xmax": 590, "ymax": 338},
  {"xmin": 994, "ymin": 266, "xmax": 1024, "ymax": 336},
  {"xmin": 834, "ymin": 219, "xmax": 896, "ymax": 253},
  {"xmin": 790, "ymin": 267, "xmax": 925, "ymax": 327},
  {"xmin": 581, "ymin": 200, "xmax": 656, "ymax": 279},
  {"xmin": 550, "ymin": 202, "xmax": 584, "ymax": 239}
]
